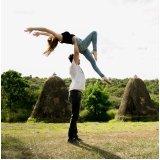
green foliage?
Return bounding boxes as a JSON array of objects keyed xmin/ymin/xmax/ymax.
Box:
[
  {"xmin": 151, "ymin": 96, "xmax": 159, "ymax": 112},
  {"xmin": 1, "ymin": 69, "xmax": 159, "ymax": 122},
  {"xmin": 64, "ymin": 78, "xmax": 159, "ymax": 101},
  {"xmin": 1, "ymin": 70, "xmax": 41, "ymax": 122},
  {"xmin": 85, "ymin": 78, "xmax": 98, "ymax": 88},
  {"xmin": 106, "ymin": 109, "xmax": 118, "ymax": 120},
  {"xmin": 1, "ymin": 70, "xmax": 29, "ymax": 110},
  {"xmin": 109, "ymin": 96, "xmax": 121, "ymax": 109},
  {"xmin": 1, "ymin": 108, "xmax": 31, "ymax": 122},
  {"xmin": 80, "ymin": 109, "xmax": 95, "ymax": 122},
  {"xmin": 23, "ymin": 76, "xmax": 47, "ymax": 91},
  {"xmin": 81, "ymin": 81, "xmax": 112, "ymax": 121},
  {"xmin": 144, "ymin": 79, "xmax": 159, "ymax": 95},
  {"xmin": 62, "ymin": 78, "xmax": 71, "ymax": 89}
]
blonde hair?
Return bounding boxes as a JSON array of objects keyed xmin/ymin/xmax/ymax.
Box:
[{"xmin": 43, "ymin": 38, "xmax": 58, "ymax": 56}]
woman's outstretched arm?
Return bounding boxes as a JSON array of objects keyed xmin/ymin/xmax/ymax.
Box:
[
  {"xmin": 32, "ymin": 32, "xmax": 50, "ymax": 37},
  {"xmin": 32, "ymin": 32, "xmax": 55, "ymax": 41},
  {"xmin": 24, "ymin": 27, "xmax": 63, "ymax": 41}
]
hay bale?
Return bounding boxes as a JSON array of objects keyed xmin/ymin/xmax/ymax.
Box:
[
  {"xmin": 29, "ymin": 76, "xmax": 71, "ymax": 122},
  {"xmin": 118, "ymin": 75, "xmax": 158, "ymax": 121}
]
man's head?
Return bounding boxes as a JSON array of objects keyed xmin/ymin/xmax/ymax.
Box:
[{"xmin": 68, "ymin": 54, "xmax": 80, "ymax": 65}]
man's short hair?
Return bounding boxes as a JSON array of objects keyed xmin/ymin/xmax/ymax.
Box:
[{"xmin": 68, "ymin": 54, "xmax": 74, "ymax": 63}]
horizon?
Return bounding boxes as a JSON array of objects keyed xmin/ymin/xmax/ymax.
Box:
[{"xmin": 2, "ymin": 68, "xmax": 159, "ymax": 81}]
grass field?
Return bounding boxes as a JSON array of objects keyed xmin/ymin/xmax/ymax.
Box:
[{"xmin": 1, "ymin": 121, "xmax": 159, "ymax": 159}]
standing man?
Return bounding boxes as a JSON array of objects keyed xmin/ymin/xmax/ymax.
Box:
[{"xmin": 68, "ymin": 41, "xmax": 85, "ymax": 144}]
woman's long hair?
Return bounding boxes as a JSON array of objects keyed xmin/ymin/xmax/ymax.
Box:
[{"xmin": 43, "ymin": 37, "xmax": 58, "ymax": 56}]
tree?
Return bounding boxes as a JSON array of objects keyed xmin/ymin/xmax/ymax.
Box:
[
  {"xmin": 82, "ymin": 81, "xmax": 112, "ymax": 121},
  {"xmin": 63, "ymin": 78, "xmax": 71, "ymax": 89},
  {"xmin": 1, "ymin": 70, "xmax": 29, "ymax": 110}
]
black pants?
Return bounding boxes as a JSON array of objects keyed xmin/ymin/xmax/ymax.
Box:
[{"xmin": 68, "ymin": 90, "xmax": 82, "ymax": 139}]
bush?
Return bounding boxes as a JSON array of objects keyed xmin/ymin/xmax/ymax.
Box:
[
  {"xmin": 82, "ymin": 81, "xmax": 112, "ymax": 121},
  {"xmin": 80, "ymin": 109, "xmax": 118, "ymax": 122},
  {"xmin": 106, "ymin": 109, "xmax": 118, "ymax": 120},
  {"xmin": 151, "ymin": 98, "xmax": 159, "ymax": 112},
  {"xmin": 80, "ymin": 109, "xmax": 95, "ymax": 122},
  {"xmin": 109, "ymin": 96, "xmax": 122, "ymax": 109},
  {"xmin": 1, "ymin": 108, "xmax": 31, "ymax": 122}
]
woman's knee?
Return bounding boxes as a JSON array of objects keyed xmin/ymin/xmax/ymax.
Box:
[{"xmin": 92, "ymin": 31, "xmax": 97, "ymax": 36}]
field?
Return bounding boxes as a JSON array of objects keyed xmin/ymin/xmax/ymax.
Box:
[{"xmin": 1, "ymin": 121, "xmax": 159, "ymax": 159}]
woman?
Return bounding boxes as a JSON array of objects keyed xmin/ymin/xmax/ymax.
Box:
[{"xmin": 24, "ymin": 27, "xmax": 111, "ymax": 84}]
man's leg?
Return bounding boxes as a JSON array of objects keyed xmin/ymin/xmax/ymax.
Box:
[{"xmin": 68, "ymin": 90, "xmax": 82, "ymax": 141}]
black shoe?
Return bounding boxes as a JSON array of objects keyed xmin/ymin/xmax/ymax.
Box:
[
  {"xmin": 75, "ymin": 136, "xmax": 82, "ymax": 141},
  {"xmin": 68, "ymin": 138, "xmax": 79, "ymax": 144}
]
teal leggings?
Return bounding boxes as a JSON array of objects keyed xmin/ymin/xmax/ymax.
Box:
[{"xmin": 76, "ymin": 31, "xmax": 104, "ymax": 77}]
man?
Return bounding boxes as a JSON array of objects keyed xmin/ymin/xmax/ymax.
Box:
[{"xmin": 68, "ymin": 41, "xmax": 85, "ymax": 144}]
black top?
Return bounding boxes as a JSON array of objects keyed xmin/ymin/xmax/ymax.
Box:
[{"xmin": 60, "ymin": 31, "xmax": 75, "ymax": 44}]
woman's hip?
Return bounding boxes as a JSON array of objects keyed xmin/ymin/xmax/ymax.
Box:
[{"xmin": 76, "ymin": 38, "xmax": 88, "ymax": 53}]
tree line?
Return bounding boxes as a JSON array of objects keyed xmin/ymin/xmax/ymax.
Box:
[{"xmin": 1, "ymin": 70, "xmax": 159, "ymax": 122}]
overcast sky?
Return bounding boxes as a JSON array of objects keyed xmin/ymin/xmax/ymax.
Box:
[{"xmin": 1, "ymin": 0, "xmax": 159, "ymax": 80}]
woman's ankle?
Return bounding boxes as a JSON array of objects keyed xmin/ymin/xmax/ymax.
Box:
[{"xmin": 101, "ymin": 76, "xmax": 111, "ymax": 85}]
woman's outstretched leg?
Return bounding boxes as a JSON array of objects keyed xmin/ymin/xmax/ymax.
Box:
[
  {"xmin": 82, "ymin": 49, "xmax": 111, "ymax": 84},
  {"xmin": 78, "ymin": 31, "xmax": 98, "ymax": 61}
]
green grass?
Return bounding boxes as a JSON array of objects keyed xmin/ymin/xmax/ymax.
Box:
[{"xmin": 1, "ymin": 121, "xmax": 159, "ymax": 159}]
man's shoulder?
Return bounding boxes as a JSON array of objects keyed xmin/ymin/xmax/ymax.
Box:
[{"xmin": 70, "ymin": 59, "xmax": 77, "ymax": 67}]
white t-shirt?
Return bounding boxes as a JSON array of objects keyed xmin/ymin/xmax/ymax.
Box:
[{"xmin": 69, "ymin": 59, "xmax": 85, "ymax": 91}]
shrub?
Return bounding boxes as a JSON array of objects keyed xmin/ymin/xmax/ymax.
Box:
[
  {"xmin": 80, "ymin": 109, "xmax": 95, "ymax": 122},
  {"xmin": 1, "ymin": 108, "xmax": 31, "ymax": 122},
  {"xmin": 106, "ymin": 109, "xmax": 118, "ymax": 120},
  {"xmin": 82, "ymin": 81, "xmax": 112, "ymax": 121},
  {"xmin": 151, "ymin": 98, "xmax": 159, "ymax": 112},
  {"xmin": 109, "ymin": 96, "xmax": 122, "ymax": 109}
]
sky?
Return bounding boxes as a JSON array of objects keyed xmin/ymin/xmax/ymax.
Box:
[{"xmin": 1, "ymin": 0, "xmax": 159, "ymax": 80}]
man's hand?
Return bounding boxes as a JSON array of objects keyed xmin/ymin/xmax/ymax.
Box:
[{"xmin": 24, "ymin": 28, "xmax": 33, "ymax": 34}]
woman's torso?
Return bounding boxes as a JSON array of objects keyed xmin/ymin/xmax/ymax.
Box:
[{"xmin": 60, "ymin": 31, "xmax": 78, "ymax": 45}]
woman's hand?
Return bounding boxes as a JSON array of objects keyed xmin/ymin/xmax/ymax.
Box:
[
  {"xmin": 33, "ymin": 32, "xmax": 40, "ymax": 37},
  {"xmin": 24, "ymin": 28, "xmax": 33, "ymax": 34}
]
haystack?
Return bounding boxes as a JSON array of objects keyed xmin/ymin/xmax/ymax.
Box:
[
  {"xmin": 118, "ymin": 75, "xmax": 158, "ymax": 121},
  {"xmin": 29, "ymin": 76, "xmax": 71, "ymax": 122}
]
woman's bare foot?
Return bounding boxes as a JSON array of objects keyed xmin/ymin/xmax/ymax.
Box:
[
  {"xmin": 101, "ymin": 76, "xmax": 111, "ymax": 85},
  {"xmin": 91, "ymin": 50, "xmax": 98, "ymax": 61}
]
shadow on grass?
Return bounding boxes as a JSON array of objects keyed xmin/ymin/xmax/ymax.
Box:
[
  {"xmin": 1, "ymin": 135, "xmax": 34, "ymax": 159},
  {"xmin": 74, "ymin": 141, "xmax": 121, "ymax": 159}
]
